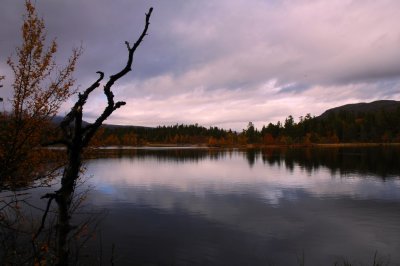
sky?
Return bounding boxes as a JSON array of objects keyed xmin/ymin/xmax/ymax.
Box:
[{"xmin": 1, "ymin": 0, "xmax": 400, "ymax": 130}]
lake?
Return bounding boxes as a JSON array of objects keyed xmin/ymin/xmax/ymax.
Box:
[{"xmin": 78, "ymin": 146, "xmax": 400, "ymax": 265}]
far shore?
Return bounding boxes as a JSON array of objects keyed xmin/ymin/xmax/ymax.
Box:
[
  {"xmin": 44, "ymin": 142, "xmax": 400, "ymax": 150},
  {"xmin": 89, "ymin": 142, "xmax": 400, "ymax": 149},
  {"xmin": 310, "ymin": 142, "xmax": 400, "ymax": 148}
]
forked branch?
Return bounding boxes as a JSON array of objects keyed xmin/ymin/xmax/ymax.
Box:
[
  {"xmin": 40, "ymin": 8, "xmax": 153, "ymax": 265},
  {"xmin": 59, "ymin": 7, "xmax": 153, "ymax": 148}
]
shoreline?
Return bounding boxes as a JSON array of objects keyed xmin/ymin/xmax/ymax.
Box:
[{"xmin": 87, "ymin": 142, "xmax": 400, "ymax": 149}]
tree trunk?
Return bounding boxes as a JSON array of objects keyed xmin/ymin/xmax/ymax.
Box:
[{"xmin": 55, "ymin": 147, "xmax": 82, "ymax": 266}]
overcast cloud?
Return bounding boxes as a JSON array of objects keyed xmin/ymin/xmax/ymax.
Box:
[{"xmin": 1, "ymin": 0, "xmax": 400, "ymax": 130}]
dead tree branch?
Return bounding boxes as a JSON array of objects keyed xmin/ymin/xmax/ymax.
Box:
[{"xmin": 50, "ymin": 7, "xmax": 153, "ymax": 266}]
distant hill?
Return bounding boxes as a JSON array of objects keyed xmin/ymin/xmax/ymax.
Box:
[
  {"xmin": 318, "ymin": 100, "xmax": 400, "ymax": 119},
  {"xmin": 52, "ymin": 115, "xmax": 152, "ymax": 130},
  {"xmin": 101, "ymin": 123, "xmax": 152, "ymax": 130},
  {"xmin": 51, "ymin": 115, "xmax": 91, "ymax": 127}
]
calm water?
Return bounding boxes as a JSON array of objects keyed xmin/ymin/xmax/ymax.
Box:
[{"xmin": 80, "ymin": 147, "xmax": 400, "ymax": 265}]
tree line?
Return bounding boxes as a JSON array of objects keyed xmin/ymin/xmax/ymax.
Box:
[{"xmin": 82, "ymin": 107, "xmax": 400, "ymax": 147}]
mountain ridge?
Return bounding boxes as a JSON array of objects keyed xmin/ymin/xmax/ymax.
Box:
[{"xmin": 318, "ymin": 100, "xmax": 400, "ymax": 119}]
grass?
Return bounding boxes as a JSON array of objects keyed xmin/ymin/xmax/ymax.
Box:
[{"xmin": 263, "ymin": 251, "xmax": 391, "ymax": 266}]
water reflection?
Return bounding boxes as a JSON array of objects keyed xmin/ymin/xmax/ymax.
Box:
[
  {"xmin": 88, "ymin": 148, "xmax": 400, "ymax": 204},
  {"xmin": 83, "ymin": 147, "xmax": 400, "ymax": 265},
  {"xmin": 92, "ymin": 146, "xmax": 400, "ymax": 179},
  {"xmin": 91, "ymin": 147, "xmax": 228, "ymax": 163},
  {"xmin": 259, "ymin": 146, "xmax": 400, "ymax": 178}
]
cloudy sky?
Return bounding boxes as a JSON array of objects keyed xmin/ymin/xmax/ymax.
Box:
[{"xmin": 1, "ymin": 0, "xmax": 400, "ymax": 130}]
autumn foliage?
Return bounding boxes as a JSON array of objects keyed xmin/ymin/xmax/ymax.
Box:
[{"xmin": 0, "ymin": 1, "xmax": 80, "ymax": 189}]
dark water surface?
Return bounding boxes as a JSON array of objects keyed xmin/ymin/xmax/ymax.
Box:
[{"xmin": 82, "ymin": 147, "xmax": 400, "ymax": 265}]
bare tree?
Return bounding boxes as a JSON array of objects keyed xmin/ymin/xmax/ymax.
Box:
[{"xmin": 39, "ymin": 7, "xmax": 154, "ymax": 265}]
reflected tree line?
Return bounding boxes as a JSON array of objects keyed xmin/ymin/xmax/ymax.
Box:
[
  {"xmin": 91, "ymin": 146, "xmax": 400, "ymax": 179},
  {"xmin": 89, "ymin": 148, "xmax": 230, "ymax": 163},
  {"xmin": 250, "ymin": 146, "xmax": 400, "ymax": 179}
]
